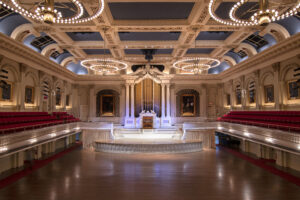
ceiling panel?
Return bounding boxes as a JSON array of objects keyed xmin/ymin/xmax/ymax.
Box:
[
  {"xmin": 119, "ymin": 32, "xmax": 180, "ymax": 41},
  {"xmin": 66, "ymin": 32, "xmax": 103, "ymax": 41},
  {"xmin": 186, "ymin": 48, "xmax": 214, "ymax": 54},
  {"xmin": 124, "ymin": 49, "xmax": 173, "ymax": 54},
  {"xmin": 83, "ymin": 49, "xmax": 111, "ymax": 55},
  {"xmin": 196, "ymin": 31, "xmax": 232, "ymax": 40},
  {"xmin": 109, "ymin": 2, "xmax": 194, "ymax": 20}
]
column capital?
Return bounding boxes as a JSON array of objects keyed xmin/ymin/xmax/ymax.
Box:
[{"xmin": 272, "ymin": 62, "xmax": 280, "ymax": 72}]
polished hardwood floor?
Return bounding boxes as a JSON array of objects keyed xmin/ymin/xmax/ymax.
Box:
[{"xmin": 0, "ymin": 148, "xmax": 299, "ymax": 200}]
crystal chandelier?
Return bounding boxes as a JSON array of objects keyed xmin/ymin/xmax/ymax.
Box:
[
  {"xmin": 0, "ymin": 0, "xmax": 104, "ymax": 24},
  {"xmin": 81, "ymin": 59, "xmax": 128, "ymax": 74},
  {"xmin": 209, "ymin": 0, "xmax": 300, "ymax": 26},
  {"xmin": 173, "ymin": 57, "xmax": 220, "ymax": 74}
]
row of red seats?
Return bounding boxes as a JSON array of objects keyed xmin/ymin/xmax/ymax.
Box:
[
  {"xmin": 221, "ymin": 114, "xmax": 300, "ymax": 123},
  {"xmin": 229, "ymin": 111, "xmax": 300, "ymax": 117},
  {"xmin": 219, "ymin": 111, "xmax": 300, "ymax": 132},
  {"xmin": 0, "ymin": 120, "xmax": 65, "ymax": 134},
  {"xmin": 0, "ymin": 116, "xmax": 57, "ymax": 125},
  {"xmin": 52, "ymin": 112, "xmax": 67, "ymax": 116},
  {"xmin": 0, "ymin": 112, "xmax": 80, "ymax": 134},
  {"xmin": 0, "ymin": 112, "xmax": 49, "ymax": 117}
]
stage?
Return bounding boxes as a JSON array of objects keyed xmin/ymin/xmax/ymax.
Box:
[{"xmin": 94, "ymin": 128, "xmax": 203, "ymax": 154}]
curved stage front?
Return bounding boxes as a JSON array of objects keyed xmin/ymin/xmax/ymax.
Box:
[{"xmin": 94, "ymin": 140, "xmax": 202, "ymax": 154}]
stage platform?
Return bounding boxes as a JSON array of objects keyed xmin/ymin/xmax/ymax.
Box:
[{"xmin": 94, "ymin": 128, "xmax": 202, "ymax": 154}]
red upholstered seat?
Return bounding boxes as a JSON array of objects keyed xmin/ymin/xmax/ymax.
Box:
[
  {"xmin": 0, "ymin": 112, "xmax": 80, "ymax": 135},
  {"xmin": 219, "ymin": 111, "xmax": 300, "ymax": 133}
]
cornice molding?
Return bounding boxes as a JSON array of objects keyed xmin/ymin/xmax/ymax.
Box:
[
  {"xmin": 0, "ymin": 33, "xmax": 77, "ymax": 83},
  {"xmin": 221, "ymin": 33, "xmax": 300, "ymax": 82},
  {"xmin": 0, "ymin": 31, "xmax": 300, "ymax": 85}
]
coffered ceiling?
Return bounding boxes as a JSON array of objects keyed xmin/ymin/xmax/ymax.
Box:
[{"xmin": 0, "ymin": 0, "xmax": 299, "ymax": 75}]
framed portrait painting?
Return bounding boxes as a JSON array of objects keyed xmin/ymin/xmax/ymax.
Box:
[
  {"xmin": 0, "ymin": 82, "xmax": 12, "ymax": 101},
  {"xmin": 100, "ymin": 95, "xmax": 115, "ymax": 117},
  {"xmin": 181, "ymin": 94, "xmax": 196, "ymax": 117},
  {"xmin": 25, "ymin": 86, "xmax": 34, "ymax": 104}
]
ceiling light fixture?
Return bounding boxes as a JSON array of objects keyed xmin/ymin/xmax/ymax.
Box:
[
  {"xmin": 81, "ymin": 58, "xmax": 128, "ymax": 74},
  {"xmin": 209, "ymin": 0, "xmax": 300, "ymax": 26},
  {"xmin": 173, "ymin": 57, "xmax": 220, "ymax": 74},
  {"xmin": 0, "ymin": 0, "xmax": 104, "ymax": 24}
]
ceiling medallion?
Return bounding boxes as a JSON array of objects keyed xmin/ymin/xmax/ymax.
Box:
[
  {"xmin": 173, "ymin": 57, "xmax": 220, "ymax": 74},
  {"xmin": 209, "ymin": 0, "xmax": 300, "ymax": 26},
  {"xmin": 81, "ymin": 59, "xmax": 128, "ymax": 74},
  {"xmin": 0, "ymin": 0, "xmax": 104, "ymax": 24}
]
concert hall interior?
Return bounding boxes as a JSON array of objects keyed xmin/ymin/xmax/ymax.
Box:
[{"xmin": 0, "ymin": 0, "xmax": 300, "ymax": 199}]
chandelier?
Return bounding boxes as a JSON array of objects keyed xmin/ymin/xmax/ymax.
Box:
[
  {"xmin": 173, "ymin": 57, "xmax": 220, "ymax": 74},
  {"xmin": 0, "ymin": 0, "xmax": 104, "ymax": 24},
  {"xmin": 209, "ymin": 0, "xmax": 300, "ymax": 26},
  {"xmin": 81, "ymin": 59, "xmax": 128, "ymax": 74}
]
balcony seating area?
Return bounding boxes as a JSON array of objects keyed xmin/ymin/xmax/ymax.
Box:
[
  {"xmin": 219, "ymin": 111, "xmax": 300, "ymax": 132},
  {"xmin": 0, "ymin": 112, "xmax": 80, "ymax": 134}
]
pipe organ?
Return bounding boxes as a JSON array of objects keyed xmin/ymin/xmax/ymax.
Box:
[{"xmin": 135, "ymin": 79, "xmax": 161, "ymax": 117}]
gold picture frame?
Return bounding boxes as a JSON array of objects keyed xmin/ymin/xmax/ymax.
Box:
[
  {"xmin": 181, "ymin": 94, "xmax": 196, "ymax": 117},
  {"xmin": 25, "ymin": 86, "xmax": 34, "ymax": 104},
  {"xmin": 287, "ymin": 80, "xmax": 300, "ymax": 100},
  {"xmin": 248, "ymin": 89, "xmax": 256, "ymax": 104},
  {"xmin": 0, "ymin": 81, "xmax": 13, "ymax": 102},
  {"xmin": 100, "ymin": 94, "xmax": 115, "ymax": 117},
  {"xmin": 264, "ymin": 85, "xmax": 274, "ymax": 103}
]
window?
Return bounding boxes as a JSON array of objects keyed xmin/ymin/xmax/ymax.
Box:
[
  {"xmin": 31, "ymin": 36, "xmax": 55, "ymax": 50},
  {"xmin": 66, "ymin": 95, "xmax": 70, "ymax": 106},
  {"xmin": 264, "ymin": 85, "xmax": 274, "ymax": 103},
  {"xmin": 0, "ymin": 7, "xmax": 13, "ymax": 19},
  {"xmin": 56, "ymin": 88, "xmax": 61, "ymax": 106},
  {"xmin": 0, "ymin": 82, "xmax": 12, "ymax": 101},
  {"xmin": 226, "ymin": 94, "xmax": 231, "ymax": 106},
  {"xmin": 245, "ymin": 34, "xmax": 268, "ymax": 49},
  {"xmin": 287, "ymin": 80, "xmax": 300, "ymax": 100},
  {"xmin": 25, "ymin": 86, "xmax": 34, "ymax": 104},
  {"xmin": 237, "ymin": 50, "xmax": 247, "ymax": 58}
]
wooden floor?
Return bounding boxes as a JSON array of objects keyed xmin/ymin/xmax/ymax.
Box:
[{"xmin": 0, "ymin": 148, "xmax": 299, "ymax": 200}]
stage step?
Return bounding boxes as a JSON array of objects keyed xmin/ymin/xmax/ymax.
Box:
[{"xmin": 113, "ymin": 128, "xmax": 183, "ymax": 140}]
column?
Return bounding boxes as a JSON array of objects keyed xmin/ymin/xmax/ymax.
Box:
[
  {"xmin": 35, "ymin": 86, "xmax": 41, "ymax": 111},
  {"xmin": 273, "ymin": 63, "xmax": 281, "ymax": 110},
  {"xmin": 254, "ymin": 70, "xmax": 262, "ymax": 110},
  {"xmin": 153, "ymin": 81, "xmax": 155, "ymax": 111},
  {"xmin": 200, "ymin": 84, "xmax": 207, "ymax": 118},
  {"xmin": 125, "ymin": 84, "xmax": 129, "ymax": 118},
  {"xmin": 130, "ymin": 84, "xmax": 135, "ymax": 118},
  {"xmin": 89, "ymin": 86, "xmax": 95, "ymax": 120},
  {"xmin": 161, "ymin": 84, "xmax": 165, "ymax": 118},
  {"xmin": 166, "ymin": 84, "xmax": 170, "ymax": 118}
]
